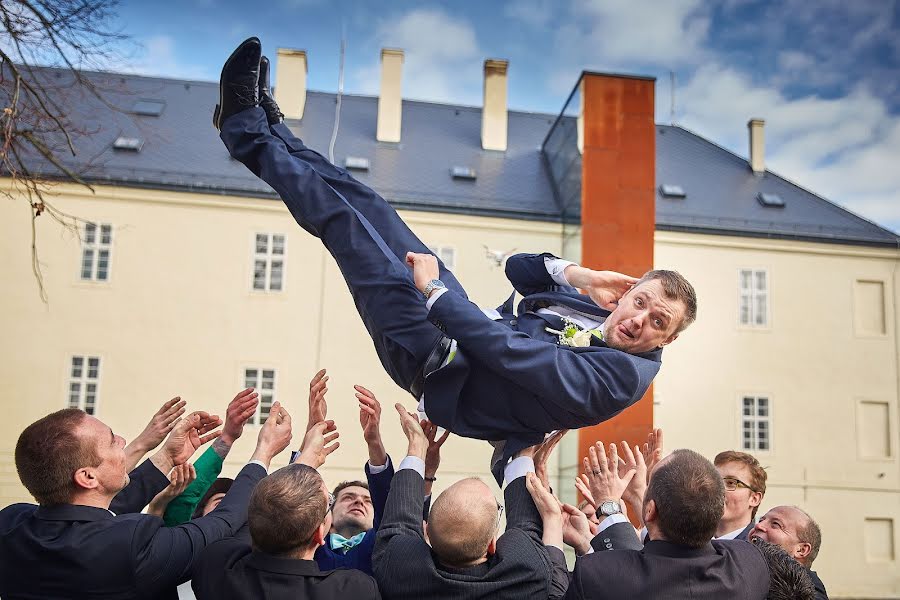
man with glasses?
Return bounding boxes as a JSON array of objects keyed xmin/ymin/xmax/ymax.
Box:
[
  {"xmin": 192, "ymin": 421, "xmax": 373, "ymax": 599},
  {"xmin": 714, "ymin": 451, "xmax": 767, "ymax": 540},
  {"xmin": 373, "ymin": 404, "xmax": 567, "ymax": 599}
]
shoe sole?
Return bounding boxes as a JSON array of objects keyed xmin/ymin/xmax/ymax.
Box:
[{"xmin": 214, "ymin": 36, "xmax": 260, "ymax": 131}]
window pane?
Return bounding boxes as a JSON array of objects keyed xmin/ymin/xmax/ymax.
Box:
[
  {"xmin": 440, "ymin": 247, "xmax": 455, "ymax": 268},
  {"xmin": 100, "ymin": 224, "xmax": 112, "ymax": 245},
  {"xmin": 253, "ymin": 261, "xmax": 267, "ymax": 290},
  {"xmin": 270, "ymin": 261, "xmax": 283, "ymax": 291},
  {"xmin": 743, "ymin": 397, "xmax": 754, "ymax": 407},
  {"xmin": 758, "ymin": 397, "xmax": 768, "ymax": 408},
  {"xmin": 97, "ymin": 250, "xmax": 109, "ymax": 281},
  {"xmin": 743, "ymin": 406, "xmax": 752, "ymax": 416},
  {"xmin": 82, "ymin": 249, "xmax": 95, "ymax": 279},
  {"xmin": 272, "ymin": 235, "xmax": 284, "ymax": 255},
  {"xmin": 71, "ymin": 362, "xmax": 83, "ymax": 378},
  {"xmin": 755, "ymin": 294, "xmax": 767, "ymax": 326},
  {"xmin": 260, "ymin": 394, "xmax": 273, "ymax": 419},
  {"xmin": 758, "ymin": 405, "xmax": 769, "ymax": 416},
  {"xmin": 84, "ymin": 222, "xmax": 96, "ymax": 244},
  {"xmin": 740, "ymin": 295, "xmax": 750, "ymax": 325},
  {"xmin": 88, "ymin": 357, "xmax": 99, "ymax": 368},
  {"xmin": 245, "ymin": 369, "xmax": 258, "ymax": 388},
  {"xmin": 740, "ymin": 270, "xmax": 751, "ymax": 291},
  {"xmin": 68, "ymin": 393, "xmax": 80, "ymax": 408},
  {"xmin": 262, "ymin": 370, "xmax": 274, "ymax": 389},
  {"xmin": 758, "ymin": 440, "xmax": 769, "ymax": 450},
  {"xmin": 255, "ymin": 234, "xmax": 268, "ymax": 254},
  {"xmin": 758, "ymin": 421, "xmax": 768, "ymax": 430},
  {"xmin": 755, "ymin": 270, "xmax": 767, "ymax": 291}
]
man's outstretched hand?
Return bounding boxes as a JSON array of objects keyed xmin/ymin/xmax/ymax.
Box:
[
  {"xmin": 294, "ymin": 420, "xmax": 340, "ymax": 469},
  {"xmin": 405, "ymin": 252, "xmax": 440, "ymax": 295},
  {"xmin": 124, "ymin": 396, "xmax": 187, "ymax": 471},
  {"xmin": 395, "ymin": 403, "xmax": 428, "ymax": 459},
  {"xmin": 252, "ymin": 401, "xmax": 294, "ymax": 469},
  {"xmin": 150, "ymin": 411, "xmax": 222, "ymax": 475}
]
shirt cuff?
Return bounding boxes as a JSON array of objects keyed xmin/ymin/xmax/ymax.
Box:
[
  {"xmin": 544, "ymin": 257, "xmax": 578, "ymax": 287},
  {"xmin": 504, "ymin": 456, "xmax": 535, "ymax": 485},
  {"xmin": 546, "ymin": 543, "xmax": 564, "ymax": 553},
  {"xmin": 398, "ymin": 455, "xmax": 426, "ymax": 478},
  {"xmin": 425, "ymin": 287, "xmax": 449, "ymax": 311},
  {"xmin": 248, "ymin": 459, "xmax": 269, "ymax": 474},
  {"xmin": 368, "ymin": 455, "xmax": 391, "ymax": 474},
  {"xmin": 597, "ymin": 512, "xmax": 629, "ymax": 532}
]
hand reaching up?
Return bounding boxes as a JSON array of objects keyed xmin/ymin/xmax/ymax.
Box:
[
  {"xmin": 125, "ymin": 396, "xmax": 187, "ymax": 471},
  {"xmin": 252, "ymin": 401, "xmax": 294, "ymax": 468},
  {"xmin": 584, "ymin": 442, "xmax": 635, "ymax": 506},
  {"xmin": 221, "ymin": 388, "xmax": 259, "ymax": 445},
  {"xmin": 147, "ymin": 463, "xmax": 197, "ymax": 517},
  {"xmin": 357, "ymin": 385, "xmax": 387, "ymax": 466},
  {"xmin": 306, "ymin": 369, "xmax": 328, "ymax": 433},
  {"xmin": 394, "ymin": 403, "xmax": 428, "ymax": 459},
  {"xmin": 534, "ymin": 429, "xmax": 568, "ymax": 489},
  {"xmin": 295, "ymin": 420, "xmax": 340, "ymax": 469}
]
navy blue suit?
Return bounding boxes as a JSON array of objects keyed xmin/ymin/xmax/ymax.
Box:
[
  {"xmin": 0, "ymin": 462, "xmax": 266, "ymax": 600},
  {"xmin": 314, "ymin": 458, "xmax": 394, "ymax": 576},
  {"xmin": 221, "ymin": 108, "xmax": 661, "ymax": 481}
]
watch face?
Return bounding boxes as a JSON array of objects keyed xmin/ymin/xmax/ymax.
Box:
[{"xmin": 600, "ymin": 501, "xmax": 620, "ymax": 515}]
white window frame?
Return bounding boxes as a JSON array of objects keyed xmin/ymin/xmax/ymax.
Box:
[
  {"xmin": 427, "ymin": 245, "xmax": 456, "ymax": 271},
  {"xmin": 738, "ymin": 268, "xmax": 769, "ymax": 328},
  {"xmin": 81, "ymin": 222, "xmax": 113, "ymax": 282},
  {"xmin": 251, "ymin": 233, "xmax": 286, "ymax": 292},
  {"xmin": 67, "ymin": 355, "xmax": 101, "ymax": 415},
  {"xmin": 740, "ymin": 394, "xmax": 772, "ymax": 452},
  {"xmin": 244, "ymin": 367, "xmax": 276, "ymax": 425}
]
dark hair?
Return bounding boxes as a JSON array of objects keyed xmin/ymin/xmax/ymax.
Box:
[
  {"xmin": 646, "ymin": 449, "xmax": 724, "ymax": 548},
  {"xmin": 15, "ymin": 409, "xmax": 101, "ymax": 506},
  {"xmin": 192, "ymin": 478, "xmax": 234, "ymax": 518},
  {"xmin": 635, "ymin": 270, "xmax": 697, "ymax": 332},
  {"xmin": 332, "ymin": 480, "xmax": 368, "ymax": 498},
  {"xmin": 249, "ymin": 465, "xmax": 326, "ymax": 556},
  {"xmin": 714, "ymin": 450, "xmax": 768, "ymax": 519},
  {"xmin": 792, "ymin": 506, "xmax": 822, "ymax": 567},
  {"xmin": 752, "ymin": 538, "xmax": 816, "ymax": 600}
]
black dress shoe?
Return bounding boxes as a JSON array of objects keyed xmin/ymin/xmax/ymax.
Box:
[
  {"xmin": 213, "ymin": 37, "xmax": 262, "ymax": 131},
  {"xmin": 258, "ymin": 56, "xmax": 284, "ymax": 125}
]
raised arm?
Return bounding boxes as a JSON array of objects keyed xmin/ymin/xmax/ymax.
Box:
[
  {"xmin": 124, "ymin": 397, "xmax": 187, "ymax": 472},
  {"xmin": 373, "ymin": 405, "xmax": 430, "ymax": 568},
  {"xmin": 504, "ymin": 252, "xmax": 577, "ymax": 296},
  {"xmin": 356, "ymin": 384, "xmax": 393, "ymax": 530}
]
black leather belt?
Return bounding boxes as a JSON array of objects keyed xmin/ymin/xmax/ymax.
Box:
[{"xmin": 409, "ymin": 335, "xmax": 452, "ymax": 398}]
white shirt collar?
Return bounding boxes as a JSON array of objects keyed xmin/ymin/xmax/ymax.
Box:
[{"xmin": 715, "ymin": 525, "xmax": 748, "ymax": 540}]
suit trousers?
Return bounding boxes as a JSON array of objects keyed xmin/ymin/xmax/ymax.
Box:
[{"xmin": 221, "ymin": 108, "xmax": 459, "ymax": 389}]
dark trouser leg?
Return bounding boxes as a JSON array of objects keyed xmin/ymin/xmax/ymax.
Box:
[
  {"xmin": 221, "ymin": 108, "xmax": 441, "ymax": 388},
  {"xmin": 268, "ymin": 122, "xmax": 467, "ymax": 297}
]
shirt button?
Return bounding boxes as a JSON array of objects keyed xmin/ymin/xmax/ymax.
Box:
[
  {"xmin": 603, "ymin": 539, "xmax": 610, "ymax": 543},
  {"xmin": 606, "ymin": 544, "xmax": 613, "ymax": 549}
]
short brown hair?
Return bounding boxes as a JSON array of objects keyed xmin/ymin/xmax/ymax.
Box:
[
  {"xmin": 15, "ymin": 409, "xmax": 101, "ymax": 506},
  {"xmin": 333, "ymin": 480, "xmax": 368, "ymax": 498},
  {"xmin": 646, "ymin": 449, "xmax": 725, "ymax": 548},
  {"xmin": 636, "ymin": 270, "xmax": 697, "ymax": 332},
  {"xmin": 792, "ymin": 506, "xmax": 822, "ymax": 567},
  {"xmin": 714, "ymin": 450, "xmax": 768, "ymax": 519},
  {"xmin": 249, "ymin": 465, "xmax": 326, "ymax": 556}
]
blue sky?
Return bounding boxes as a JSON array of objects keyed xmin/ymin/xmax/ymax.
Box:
[{"xmin": 112, "ymin": 0, "xmax": 900, "ymax": 231}]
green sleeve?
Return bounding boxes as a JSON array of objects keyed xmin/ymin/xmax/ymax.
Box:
[{"xmin": 162, "ymin": 444, "xmax": 225, "ymax": 526}]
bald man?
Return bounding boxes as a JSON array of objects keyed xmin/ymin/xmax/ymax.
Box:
[
  {"xmin": 750, "ymin": 506, "xmax": 828, "ymax": 600},
  {"xmin": 373, "ymin": 404, "xmax": 565, "ymax": 599}
]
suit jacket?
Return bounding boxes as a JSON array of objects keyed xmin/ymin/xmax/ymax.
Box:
[
  {"xmin": 314, "ymin": 457, "xmax": 394, "ymax": 576},
  {"xmin": 735, "ymin": 521, "xmax": 755, "ymax": 541},
  {"xmin": 565, "ymin": 537, "xmax": 770, "ymax": 600},
  {"xmin": 109, "ymin": 458, "xmax": 171, "ymax": 515},
  {"xmin": 808, "ymin": 568, "xmax": 828, "ymax": 600},
  {"xmin": 0, "ymin": 462, "xmax": 266, "ymax": 600},
  {"xmin": 373, "ymin": 468, "xmax": 566, "ymax": 599},
  {"xmin": 193, "ymin": 537, "xmax": 380, "ymax": 600},
  {"xmin": 425, "ymin": 253, "xmax": 662, "ymax": 482}
]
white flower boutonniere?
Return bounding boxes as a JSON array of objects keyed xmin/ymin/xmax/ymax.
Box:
[{"xmin": 546, "ymin": 317, "xmax": 603, "ymax": 348}]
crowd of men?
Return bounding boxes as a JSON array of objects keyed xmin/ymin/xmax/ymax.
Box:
[{"xmin": 0, "ymin": 370, "xmax": 827, "ymax": 600}]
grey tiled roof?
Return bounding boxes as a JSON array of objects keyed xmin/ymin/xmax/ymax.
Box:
[{"xmin": 17, "ymin": 69, "xmax": 899, "ymax": 247}]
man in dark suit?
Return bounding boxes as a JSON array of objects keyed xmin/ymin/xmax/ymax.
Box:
[
  {"xmin": 0, "ymin": 402, "xmax": 294, "ymax": 600},
  {"xmin": 214, "ymin": 38, "xmax": 698, "ymax": 482},
  {"xmin": 193, "ymin": 427, "xmax": 377, "ymax": 599},
  {"xmin": 305, "ymin": 372, "xmax": 394, "ymax": 576},
  {"xmin": 372, "ymin": 403, "xmax": 566, "ymax": 599},
  {"xmin": 565, "ymin": 449, "xmax": 770, "ymax": 599},
  {"xmin": 750, "ymin": 505, "xmax": 829, "ymax": 599},
  {"xmin": 714, "ymin": 450, "xmax": 767, "ymax": 541}
]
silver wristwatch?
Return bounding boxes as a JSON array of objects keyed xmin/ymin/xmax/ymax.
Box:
[
  {"xmin": 599, "ymin": 500, "xmax": 623, "ymax": 517},
  {"xmin": 422, "ymin": 279, "xmax": 446, "ymax": 299}
]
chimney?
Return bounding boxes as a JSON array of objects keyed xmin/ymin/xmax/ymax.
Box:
[
  {"xmin": 275, "ymin": 48, "xmax": 307, "ymax": 120},
  {"xmin": 481, "ymin": 59, "xmax": 509, "ymax": 151},
  {"xmin": 376, "ymin": 48, "xmax": 404, "ymax": 143},
  {"xmin": 748, "ymin": 118, "xmax": 765, "ymax": 174}
]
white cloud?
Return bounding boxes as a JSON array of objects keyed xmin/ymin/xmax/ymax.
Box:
[
  {"xmin": 352, "ymin": 8, "xmax": 483, "ymax": 106},
  {"xmin": 675, "ymin": 64, "xmax": 900, "ymax": 231},
  {"xmin": 119, "ymin": 35, "xmax": 212, "ymax": 81}
]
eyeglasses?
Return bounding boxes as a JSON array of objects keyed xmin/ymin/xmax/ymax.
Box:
[
  {"xmin": 494, "ymin": 501, "xmax": 505, "ymax": 531},
  {"xmin": 321, "ymin": 492, "xmax": 336, "ymax": 522},
  {"xmin": 722, "ymin": 476, "xmax": 756, "ymax": 492}
]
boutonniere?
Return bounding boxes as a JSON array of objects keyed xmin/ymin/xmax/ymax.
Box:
[{"xmin": 546, "ymin": 317, "xmax": 603, "ymax": 348}]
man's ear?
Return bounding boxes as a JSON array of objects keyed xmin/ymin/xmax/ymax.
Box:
[
  {"xmin": 643, "ymin": 499, "xmax": 657, "ymax": 524},
  {"xmin": 486, "ymin": 536, "xmax": 497, "ymax": 556},
  {"xmin": 313, "ymin": 522, "xmax": 328, "ymax": 548},
  {"xmin": 659, "ymin": 333, "xmax": 679, "ymax": 348},
  {"xmin": 73, "ymin": 467, "xmax": 98, "ymax": 491},
  {"xmin": 749, "ymin": 490, "xmax": 763, "ymax": 509},
  {"xmin": 423, "ymin": 521, "xmax": 431, "ymax": 547},
  {"xmin": 794, "ymin": 542, "xmax": 812, "ymax": 562}
]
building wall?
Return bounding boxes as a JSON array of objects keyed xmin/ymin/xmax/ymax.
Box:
[
  {"xmin": 2, "ymin": 182, "xmax": 898, "ymax": 596},
  {"xmin": 654, "ymin": 230, "xmax": 900, "ymax": 598}
]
